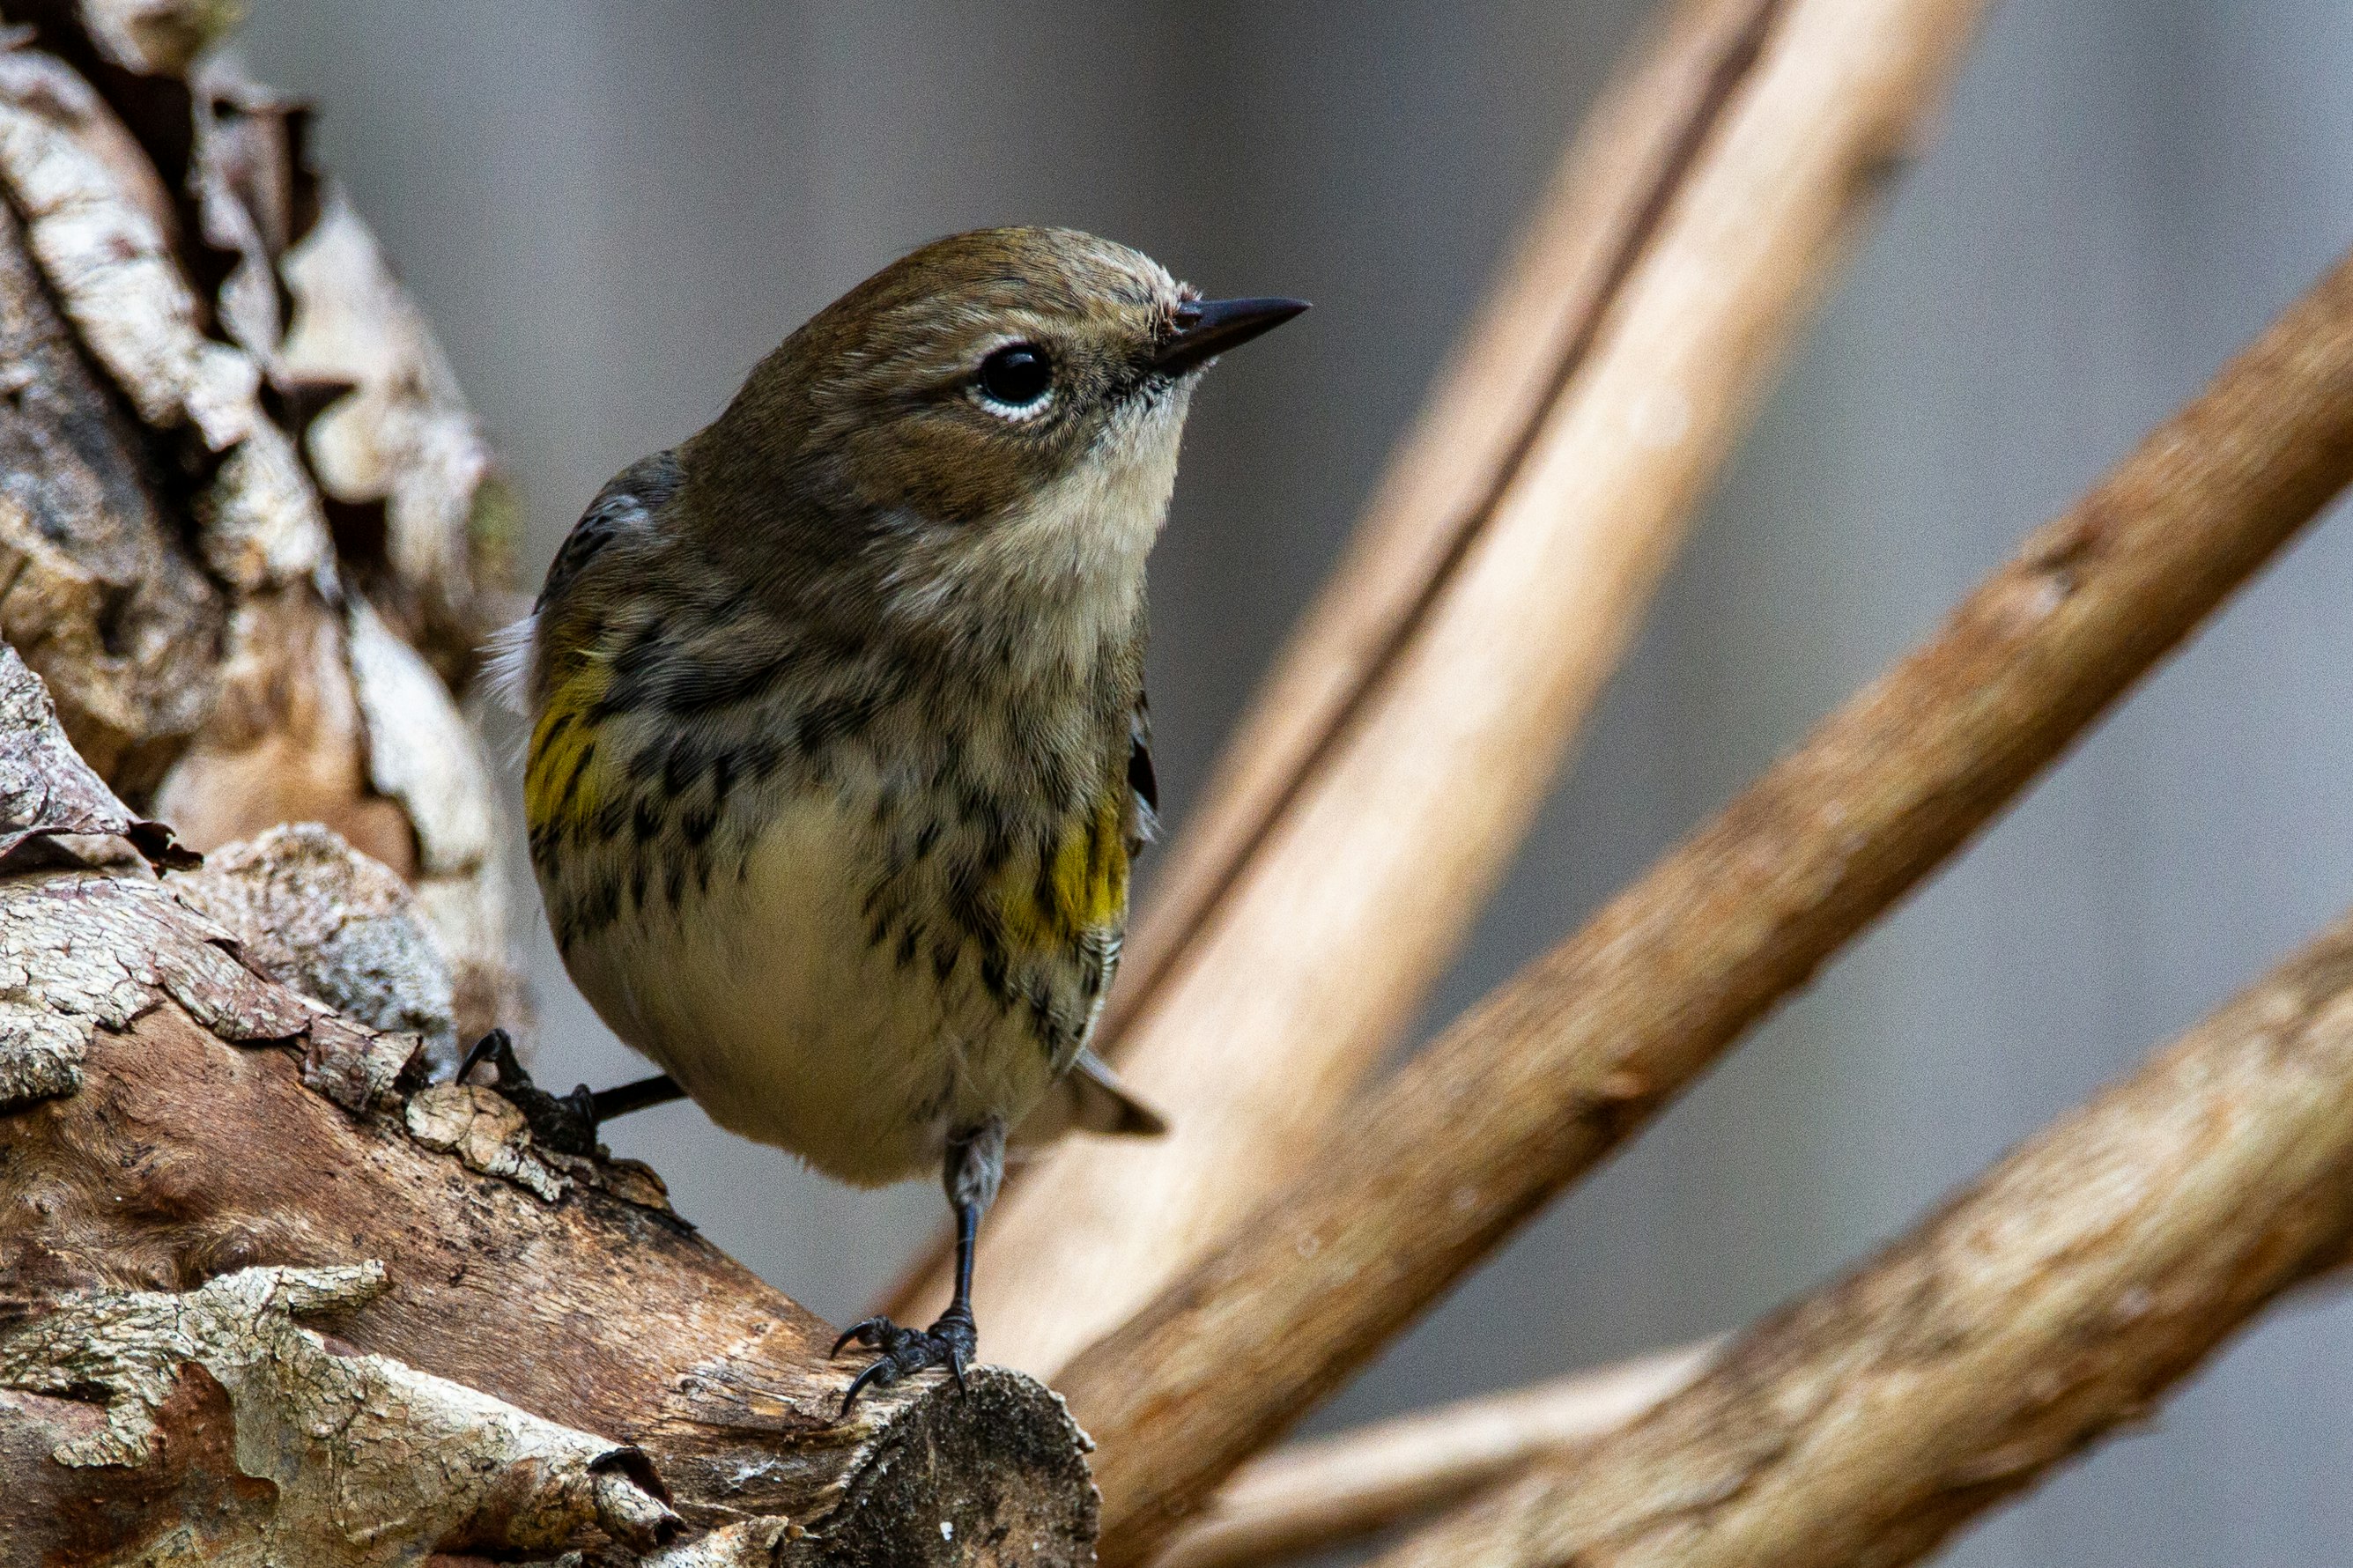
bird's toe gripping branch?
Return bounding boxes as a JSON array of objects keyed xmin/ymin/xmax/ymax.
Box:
[
  {"xmin": 832, "ymin": 1303, "xmax": 979, "ymax": 1414},
  {"xmin": 455, "ymin": 1028, "xmax": 684, "ymax": 1158}
]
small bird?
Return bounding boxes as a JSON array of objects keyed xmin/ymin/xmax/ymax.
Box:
[{"xmin": 490, "ymin": 227, "xmax": 1303, "ymax": 1407}]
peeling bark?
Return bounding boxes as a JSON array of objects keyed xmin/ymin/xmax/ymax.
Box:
[
  {"xmin": 171, "ymin": 818, "xmax": 458, "ymax": 1061},
  {"xmin": 73, "ymin": 0, "xmax": 239, "ymax": 80},
  {"xmin": 0, "ymin": 870, "xmax": 410, "ymax": 1116},
  {"xmin": 0, "ymin": 987, "xmax": 1099, "ymax": 1563},
  {"xmin": 0, "ymin": 640, "xmax": 190, "ymax": 869},
  {"xmin": 0, "ymin": 1263, "xmax": 685, "ymax": 1562},
  {"xmin": 0, "ymin": 181, "xmax": 219, "ymax": 797},
  {"xmin": 0, "ymin": 42, "xmax": 325, "ymax": 588},
  {"xmin": 279, "ymin": 186, "xmax": 515, "ymax": 679},
  {"xmin": 342, "ymin": 591, "xmax": 513, "ymax": 1053},
  {"xmin": 0, "ymin": 18, "xmax": 525, "ymax": 1046},
  {"xmin": 148, "ymin": 583, "xmax": 417, "ymax": 876}
]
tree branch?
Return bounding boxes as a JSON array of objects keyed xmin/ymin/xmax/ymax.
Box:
[
  {"xmin": 1061, "ymin": 229, "xmax": 2353, "ymax": 1564},
  {"xmin": 1374, "ymin": 909, "xmax": 2353, "ymax": 1566},
  {"xmin": 1156, "ymin": 1340, "xmax": 1719, "ymax": 1568},
  {"xmin": 898, "ymin": 0, "xmax": 1995, "ymax": 1379},
  {"xmin": 0, "ymin": 647, "xmax": 1098, "ymax": 1564}
]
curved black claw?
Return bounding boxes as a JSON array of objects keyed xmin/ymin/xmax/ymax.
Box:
[
  {"xmin": 454, "ymin": 1028, "xmax": 512, "ymax": 1087},
  {"xmin": 831, "ymin": 1316, "xmax": 891, "ymax": 1359},
  {"xmin": 455, "ymin": 1029, "xmax": 602, "ymax": 1158},
  {"xmin": 830, "ymin": 1307, "xmax": 976, "ymax": 1416}
]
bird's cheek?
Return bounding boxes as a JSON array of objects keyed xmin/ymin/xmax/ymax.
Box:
[{"xmin": 840, "ymin": 418, "xmax": 1017, "ymax": 528}]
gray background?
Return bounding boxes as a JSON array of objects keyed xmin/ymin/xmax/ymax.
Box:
[{"xmin": 241, "ymin": 4, "xmax": 2353, "ymax": 1563}]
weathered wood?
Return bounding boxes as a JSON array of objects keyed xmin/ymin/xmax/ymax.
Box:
[
  {"xmin": 277, "ymin": 183, "xmax": 517, "ymax": 684},
  {"xmin": 0, "ymin": 22, "xmax": 522, "ymax": 1048},
  {"xmin": 0, "ymin": 173, "xmax": 221, "ymax": 801},
  {"xmin": 0, "ymin": 892, "xmax": 1093, "ymax": 1563},
  {"xmin": 0, "ymin": 877, "xmax": 1099, "ymax": 1565},
  {"xmin": 1102, "ymin": 0, "xmax": 1800, "ymax": 1053},
  {"xmin": 1062, "ymin": 232, "xmax": 2353, "ymax": 1564},
  {"xmin": 0, "ymin": 643, "xmax": 191, "ymax": 871},
  {"xmin": 905, "ymin": 0, "xmax": 1994, "ymax": 1381},
  {"xmin": 0, "ymin": 556, "xmax": 1093, "ymax": 1564},
  {"xmin": 1376, "ymin": 911, "xmax": 2353, "ymax": 1567}
]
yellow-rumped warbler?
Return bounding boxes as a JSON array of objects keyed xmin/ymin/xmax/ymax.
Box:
[{"xmin": 487, "ymin": 227, "xmax": 1302, "ymax": 1405}]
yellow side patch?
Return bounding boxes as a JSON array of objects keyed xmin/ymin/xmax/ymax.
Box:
[
  {"xmin": 525, "ymin": 661, "xmax": 613, "ymax": 836},
  {"xmin": 999, "ymin": 784, "xmax": 1128, "ymax": 950}
]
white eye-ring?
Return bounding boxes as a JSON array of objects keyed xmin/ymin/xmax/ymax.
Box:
[{"xmin": 975, "ymin": 342, "xmax": 1054, "ymax": 420}]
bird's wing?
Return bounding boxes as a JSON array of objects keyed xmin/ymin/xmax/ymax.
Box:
[
  {"xmin": 1010, "ymin": 692, "xmax": 1166, "ymax": 1145},
  {"xmin": 538, "ymin": 449, "xmax": 683, "ymax": 610},
  {"xmin": 499, "ymin": 450, "xmax": 684, "ymax": 716},
  {"xmin": 1125, "ymin": 690, "xmax": 1159, "ymax": 854}
]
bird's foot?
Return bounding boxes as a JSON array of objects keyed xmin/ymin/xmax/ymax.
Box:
[
  {"xmin": 455, "ymin": 1028, "xmax": 603, "ymax": 1158},
  {"xmin": 830, "ymin": 1305, "xmax": 977, "ymax": 1415}
]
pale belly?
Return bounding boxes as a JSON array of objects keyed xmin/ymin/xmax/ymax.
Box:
[{"xmin": 552, "ymin": 790, "xmax": 1061, "ymax": 1186}]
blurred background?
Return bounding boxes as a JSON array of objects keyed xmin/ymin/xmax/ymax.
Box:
[{"xmin": 240, "ymin": 4, "xmax": 2353, "ymax": 1562}]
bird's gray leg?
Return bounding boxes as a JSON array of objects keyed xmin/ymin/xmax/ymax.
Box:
[
  {"xmin": 833, "ymin": 1117, "xmax": 1006, "ymax": 1414},
  {"xmin": 931, "ymin": 1117, "xmax": 1007, "ymax": 1365}
]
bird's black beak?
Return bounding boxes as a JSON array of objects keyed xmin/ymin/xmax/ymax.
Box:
[{"xmin": 1152, "ymin": 296, "xmax": 1309, "ymax": 374}]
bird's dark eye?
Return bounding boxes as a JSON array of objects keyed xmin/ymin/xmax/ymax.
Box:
[{"xmin": 977, "ymin": 343, "xmax": 1054, "ymax": 410}]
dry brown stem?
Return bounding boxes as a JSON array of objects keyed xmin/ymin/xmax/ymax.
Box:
[
  {"xmin": 1062, "ymin": 231, "xmax": 2353, "ymax": 1566},
  {"xmin": 1157, "ymin": 1341, "xmax": 1719, "ymax": 1568},
  {"xmin": 902, "ymin": 0, "xmax": 1993, "ymax": 1377},
  {"xmin": 1374, "ymin": 913, "xmax": 2353, "ymax": 1567},
  {"xmin": 1099, "ymin": 0, "xmax": 1790, "ymax": 1052}
]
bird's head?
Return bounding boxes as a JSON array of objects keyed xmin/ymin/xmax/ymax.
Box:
[{"xmin": 681, "ymin": 226, "xmax": 1304, "ymax": 651}]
